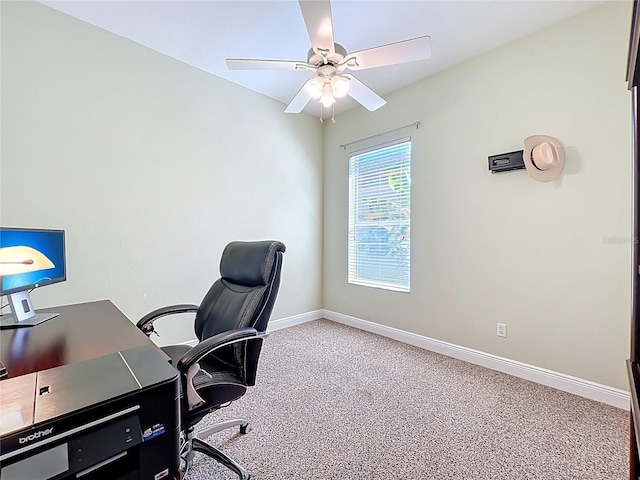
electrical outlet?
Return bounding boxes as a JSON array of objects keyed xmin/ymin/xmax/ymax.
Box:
[{"xmin": 497, "ymin": 323, "xmax": 507, "ymax": 338}]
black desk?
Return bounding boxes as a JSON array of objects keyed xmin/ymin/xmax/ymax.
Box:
[
  {"xmin": 0, "ymin": 300, "xmax": 180, "ymax": 480},
  {"xmin": 0, "ymin": 300, "xmax": 167, "ymax": 379}
]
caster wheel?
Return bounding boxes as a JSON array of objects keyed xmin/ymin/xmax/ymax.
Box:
[{"xmin": 240, "ymin": 424, "xmax": 251, "ymax": 434}]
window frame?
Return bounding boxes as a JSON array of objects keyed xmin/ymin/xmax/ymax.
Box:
[{"xmin": 347, "ymin": 137, "xmax": 412, "ymax": 292}]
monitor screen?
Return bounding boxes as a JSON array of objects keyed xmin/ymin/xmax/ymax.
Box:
[{"xmin": 0, "ymin": 227, "xmax": 66, "ymax": 296}]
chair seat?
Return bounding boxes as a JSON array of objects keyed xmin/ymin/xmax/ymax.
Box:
[{"xmin": 161, "ymin": 345, "xmax": 247, "ymax": 429}]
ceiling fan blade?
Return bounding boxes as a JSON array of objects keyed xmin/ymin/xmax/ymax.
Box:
[
  {"xmin": 344, "ymin": 35, "xmax": 432, "ymax": 71},
  {"xmin": 285, "ymin": 84, "xmax": 313, "ymax": 113},
  {"xmin": 226, "ymin": 58, "xmax": 307, "ymax": 71},
  {"xmin": 344, "ymin": 74, "xmax": 386, "ymax": 112},
  {"xmin": 299, "ymin": 0, "xmax": 335, "ymax": 58}
]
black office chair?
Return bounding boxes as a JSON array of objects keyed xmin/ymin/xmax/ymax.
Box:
[{"xmin": 136, "ymin": 240, "xmax": 285, "ymax": 480}]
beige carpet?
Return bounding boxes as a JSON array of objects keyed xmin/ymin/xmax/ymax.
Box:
[{"xmin": 186, "ymin": 319, "xmax": 629, "ymax": 480}]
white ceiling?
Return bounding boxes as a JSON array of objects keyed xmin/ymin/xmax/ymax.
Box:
[{"xmin": 39, "ymin": 0, "xmax": 605, "ymax": 119}]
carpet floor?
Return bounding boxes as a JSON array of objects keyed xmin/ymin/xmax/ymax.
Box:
[{"xmin": 185, "ymin": 319, "xmax": 629, "ymax": 480}]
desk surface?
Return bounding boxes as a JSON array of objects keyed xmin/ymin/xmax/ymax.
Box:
[{"xmin": 0, "ymin": 300, "xmax": 155, "ymax": 379}]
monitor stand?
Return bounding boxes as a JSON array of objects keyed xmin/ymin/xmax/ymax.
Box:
[{"xmin": 0, "ymin": 291, "xmax": 59, "ymax": 329}]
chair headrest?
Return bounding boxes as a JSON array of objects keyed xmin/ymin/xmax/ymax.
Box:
[{"xmin": 220, "ymin": 240, "xmax": 286, "ymax": 287}]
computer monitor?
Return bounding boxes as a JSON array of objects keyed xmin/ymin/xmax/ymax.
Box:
[{"xmin": 0, "ymin": 227, "xmax": 66, "ymax": 328}]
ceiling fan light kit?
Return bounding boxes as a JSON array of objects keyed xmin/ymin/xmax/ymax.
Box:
[
  {"xmin": 306, "ymin": 76, "xmax": 324, "ymax": 99},
  {"xmin": 225, "ymin": 0, "xmax": 432, "ymax": 121},
  {"xmin": 330, "ymin": 75, "xmax": 350, "ymax": 98},
  {"xmin": 321, "ymin": 84, "xmax": 336, "ymax": 107}
]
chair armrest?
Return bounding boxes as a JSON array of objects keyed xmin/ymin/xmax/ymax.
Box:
[
  {"xmin": 136, "ymin": 304, "xmax": 199, "ymax": 336},
  {"xmin": 177, "ymin": 327, "xmax": 264, "ymax": 411},
  {"xmin": 175, "ymin": 327, "xmax": 260, "ymax": 372}
]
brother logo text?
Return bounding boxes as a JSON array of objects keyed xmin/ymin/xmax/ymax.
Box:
[{"xmin": 19, "ymin": 428, "xmax": 54, "ymax": 444}]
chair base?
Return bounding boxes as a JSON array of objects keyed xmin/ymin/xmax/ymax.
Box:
[
  {"xmin": 181, "ymin": 419, "xmax": 252, "ymax": 480},
  {"xmin": 197, "ymin": 418, "xmax": 251, "ymax": 437}
]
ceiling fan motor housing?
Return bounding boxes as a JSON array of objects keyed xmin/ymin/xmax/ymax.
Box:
[{"xmin": 307, "ymin": 43, "xmax": 347, "ymax": 67}]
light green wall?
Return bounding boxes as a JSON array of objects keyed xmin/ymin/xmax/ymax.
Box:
[
  {"xmin": 323, "ymin": 1, "xmax": 633, "ymax": 390},
  {"xmin": 1, "ymin": 1, "xmax": 633, "ymax": 391},
  {"xmin": 0, "ymin": 1, "xmax": 324, "ymax": 345}
]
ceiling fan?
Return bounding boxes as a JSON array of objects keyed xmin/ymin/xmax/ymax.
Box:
[{"xmin": 225, "ymin": 0, "xmax": 431, "ymax": 120}]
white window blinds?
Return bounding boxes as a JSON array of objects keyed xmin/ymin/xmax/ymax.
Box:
[{"xmin": 348, "ymin": 138, "xmax": 411, "ymax": 292}]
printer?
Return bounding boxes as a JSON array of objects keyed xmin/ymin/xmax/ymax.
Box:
[{"xmin": 0, "ymin": 345, "xmax": 179, "ymax": 480}]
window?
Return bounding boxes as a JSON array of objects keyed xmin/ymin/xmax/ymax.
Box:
[{"xmin": 348, "ymin": 138, "xmax": 411, "ymax": 292}]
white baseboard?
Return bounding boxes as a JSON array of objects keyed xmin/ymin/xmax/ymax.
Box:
[
  {"xmin": 322, "ymin": 309, "xmax": 630, "ymax": 410},
  {"xmin": 267, "ymin": 309, "xmax": 323, "ymax": 332},
  {"xmin": 174, "ymin": 308, "xmax": 629, "ymax": 409},
  {"xmin": 173, "ymin": 310, "xmax": 322, "ymax": 348}
]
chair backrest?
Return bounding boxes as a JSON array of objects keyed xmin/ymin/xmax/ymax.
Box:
[{"xmin": 194, "ymin": 240, "xmax": 285, "ymax": 385}]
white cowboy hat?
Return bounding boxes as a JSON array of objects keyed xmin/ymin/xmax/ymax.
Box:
[{"xmin": 523, "ymin": 135, "xmax": 565, "ymax": 182}]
